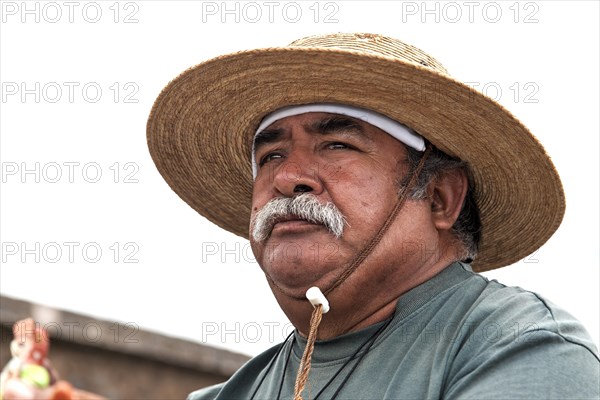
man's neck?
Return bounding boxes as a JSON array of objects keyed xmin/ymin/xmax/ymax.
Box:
[{"xmin": 278, "ymin": 255, "xmax": 457, "ymax": 340}]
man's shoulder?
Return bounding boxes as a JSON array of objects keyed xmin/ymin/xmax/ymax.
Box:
[
  {"xmin": 415, "ymin": 264, "xmax": 598, "ymax": 359},
  {"xmin": 187, "ymin": 382, "xmax": 225, "ymax": 400},
  {"xmin": 463, "ymin": 275, "xmax": 598, "ymax": 355},
  {"xmin": 186, "ymin": 340, "xmax": 283, "ymax": 400},
  {"xmin": 440, "ymin": 275, "xmax": 600, "ymax": 398}
]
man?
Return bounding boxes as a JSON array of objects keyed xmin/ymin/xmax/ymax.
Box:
[{"xmin": 147, "ymin": 33, "xmax": 599, "ymax": 399}]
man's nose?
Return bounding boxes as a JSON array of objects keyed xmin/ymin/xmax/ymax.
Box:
[{"xmin": 272, "ymin": 150, "xmax": 324, "ymax": 197}]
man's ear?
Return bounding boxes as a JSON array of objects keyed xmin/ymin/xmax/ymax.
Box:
[{"xmin": 428, "ymin": 169, "xmax": 468, "ymax": 231}]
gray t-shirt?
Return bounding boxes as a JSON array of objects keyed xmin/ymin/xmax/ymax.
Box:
[{"xmin": 189, "ymin": 263, "xmax": 600, "ymax": 399}]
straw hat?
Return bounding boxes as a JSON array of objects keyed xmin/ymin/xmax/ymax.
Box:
[{"xmin": 147, "ymin": 33, "xmax": 565, "ymax": 273}]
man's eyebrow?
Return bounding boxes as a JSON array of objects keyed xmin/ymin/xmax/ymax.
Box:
[
  {"xmin": 308, "ymin": 116, "xmax": 373, "ymax": 142},
  {"xmin": 253, "ymin": 115, "xmax": 374, "ymax": 153},
  {"xmin": 253, "ymin": 128, "xmax": 284, "ymax": 152}
]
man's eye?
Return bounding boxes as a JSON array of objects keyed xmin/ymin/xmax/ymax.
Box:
[
  {"xmin": 327, "ymin": 142, "xmax": 350, "ymax": 150},
  {"xmin": 259, "ymin": 152, "xmax": 283, "ymax": 166}
]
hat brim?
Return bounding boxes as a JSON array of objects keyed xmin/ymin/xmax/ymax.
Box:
[{"xmin": 147, "ymin": 47, "xmax": 565, "ymax": 273}]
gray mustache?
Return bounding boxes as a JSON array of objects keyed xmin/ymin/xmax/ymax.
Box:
[{"xmin": 251, "ymin": 193, "xmax": 346, "ymax": 242}]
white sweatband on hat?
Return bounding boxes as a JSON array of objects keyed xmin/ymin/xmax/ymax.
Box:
[{"xmin": 252, "ymin": 103, "xmax": 426, "ymax": 179}]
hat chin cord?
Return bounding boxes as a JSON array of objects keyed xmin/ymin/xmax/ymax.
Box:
[{"xmin": 292, "ymin": 144, "xmax": 432, "ymax": 400}]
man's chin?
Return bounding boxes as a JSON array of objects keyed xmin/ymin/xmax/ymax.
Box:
[
  {"xmin": 258, "ymin": 235, "xmax": 342, "ymax": 267},
  {"xmin": 264, "ymin": 270, "xmax": 337, "ymax": 300},
  {"xmin": 252, "ymin": 230, "xmax": 346, "ymax": 296}
]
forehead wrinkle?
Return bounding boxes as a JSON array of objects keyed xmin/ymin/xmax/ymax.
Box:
[{"xmin": 306, "ymin": 115, "xmax": 374, "ymax": 143}]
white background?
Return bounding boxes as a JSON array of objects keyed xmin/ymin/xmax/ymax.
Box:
[{"xmin": 1, "ymin": 0, "xmax": 598, "ymax": 357}]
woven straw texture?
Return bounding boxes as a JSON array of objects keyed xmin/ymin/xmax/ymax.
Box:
[{"xmin": 147, "ymin": 33, "xmax": 565, "ymax": 272}]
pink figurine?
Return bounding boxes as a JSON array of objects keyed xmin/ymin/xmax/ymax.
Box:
[{"xmin": 0, "ymin": 318, "xmax": 73, "ymax": 400}]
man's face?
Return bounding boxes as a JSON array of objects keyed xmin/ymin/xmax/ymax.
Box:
[{"xmin": 250, "ymin": 112, "xmax": 432, "ymax": 299}]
